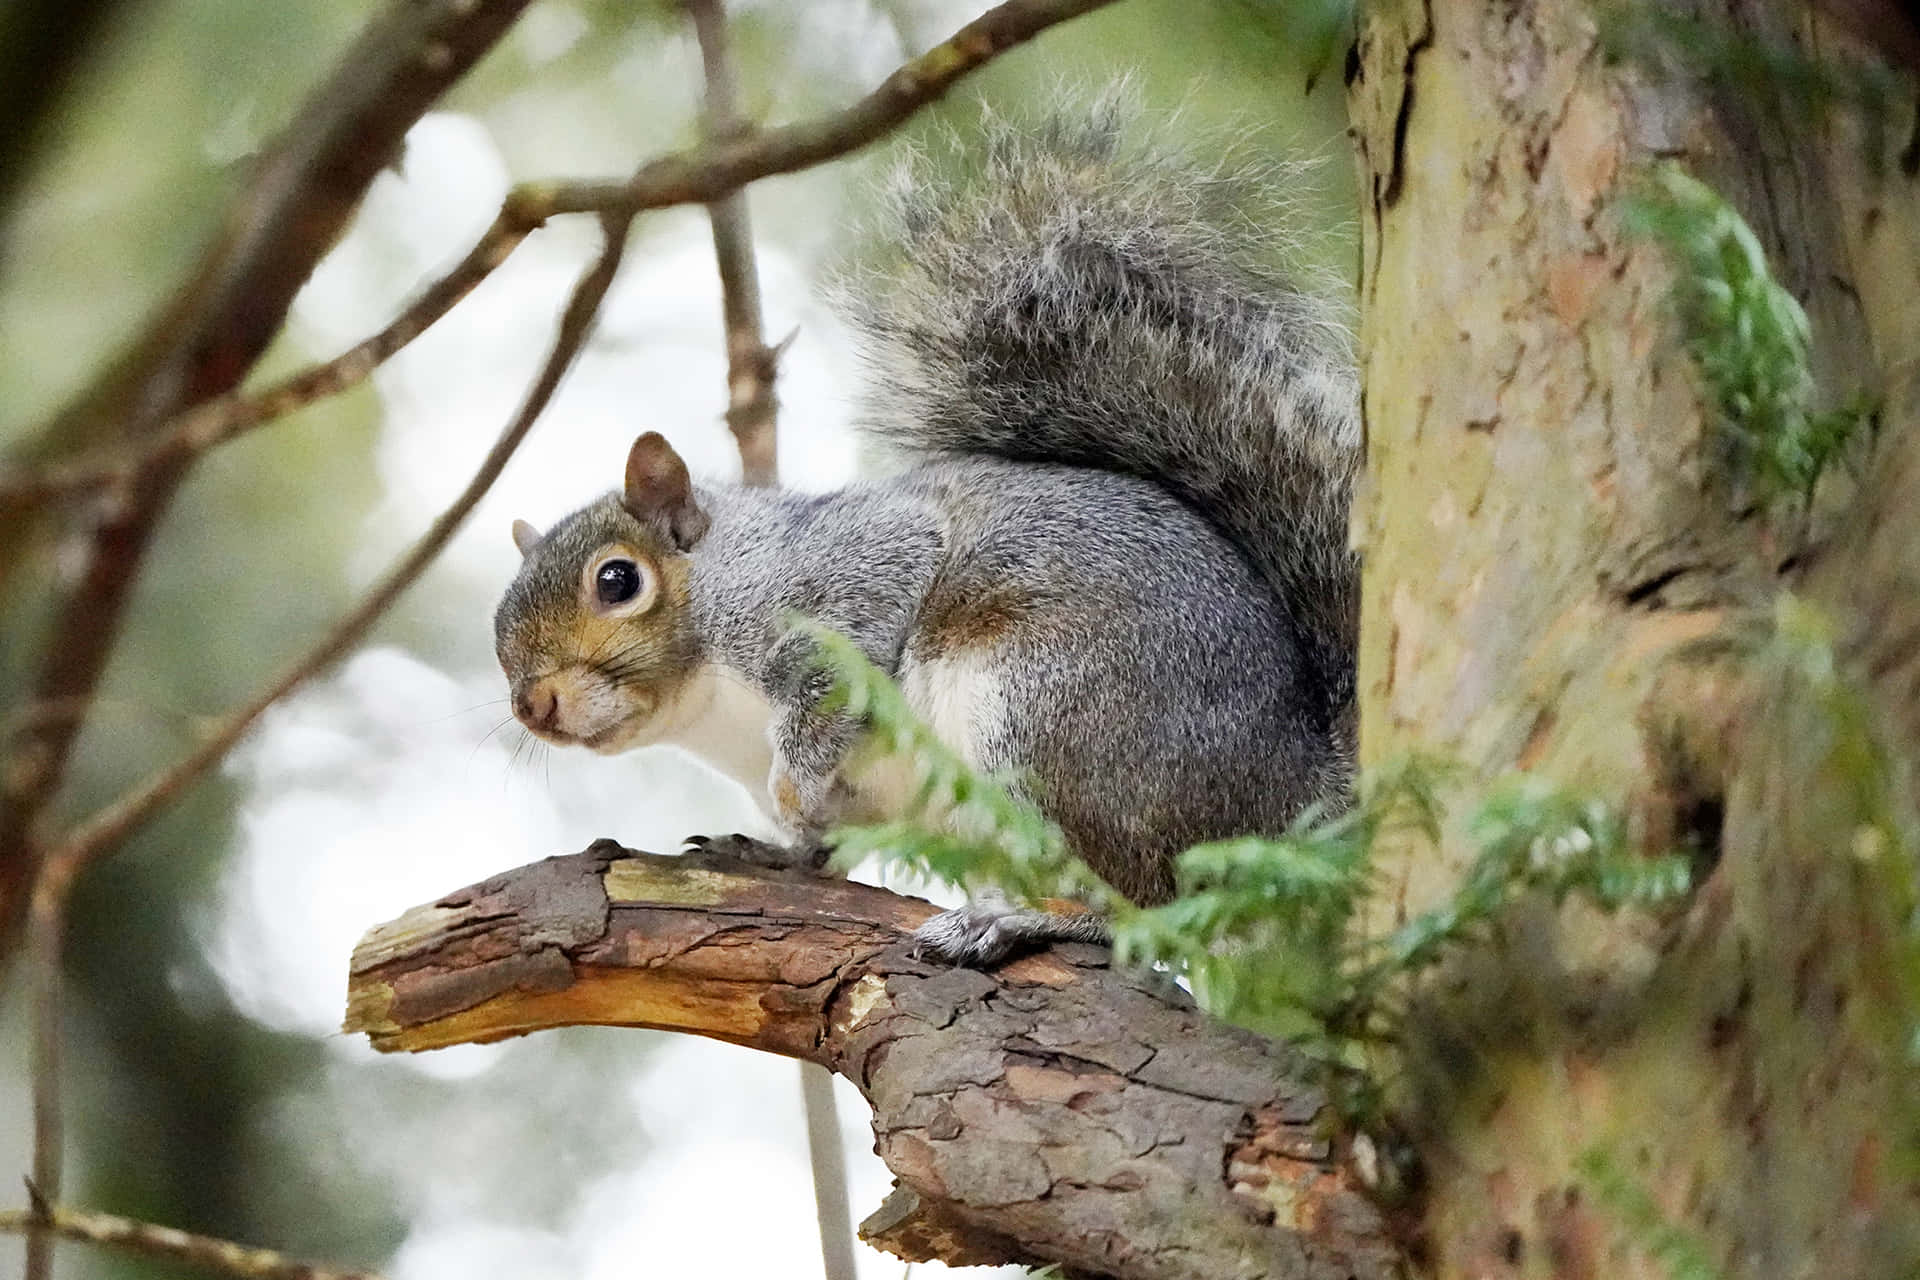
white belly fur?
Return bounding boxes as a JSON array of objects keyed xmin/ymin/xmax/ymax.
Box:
[
  {"xmin": 658, "ymin": 656, "xmax": 1003, "ymax": 827},
  {"xmin": 847, "ymin": 652, "xmax": 1004, "ymax": 820},
  {"xmin": 657, "ymin": 663, "xmax": 776, "ymax": 815}
]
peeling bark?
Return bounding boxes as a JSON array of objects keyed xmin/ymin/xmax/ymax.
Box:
[{"xmin": 344, "ymin": 843, "xmax": 1407, "ymax": 1280}]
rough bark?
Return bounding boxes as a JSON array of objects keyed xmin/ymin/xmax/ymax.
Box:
[
  {"xmin": 343, "ymin": 843, "xmax": 1407, "ymax": 1280},
  {"xmin": 1352, "ymin": 0, "xmax": 1920, "ymax": 1275}
]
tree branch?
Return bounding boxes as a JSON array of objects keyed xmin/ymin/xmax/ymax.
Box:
[
  {"xmin": 0, "ymin": 1204, "xmax": 385, "ymax": 1280},
  {"xmin": 23, "ymin": 887, "xmax": 63, "ymax": 1280},
  {"xmin": 16, "ymin": 210, "xmax": 625, "ymax": 1280},
  {"xmin": 0, "ymin": 0, "xmax": 539, "ymax": 954},
  {"xmin": 510, "ymin": 0, "xmax": 1117, "ymax": 221},
  {"xmin": 682, "ymin": 0, "xmax": 843, "ymax": 1270},
  {"xmin": 13, "ymin": 0, "xmax": 1121, "ymax": 913},
  {"xmin": 35, "ymin": 216, "xmax": 628, "ymax": 898},
  {"xmin": 3, "ymin": 2, "xmax": 1130, "ymax": 1274},
  {"xmin": 686, "ymin": 0, "xmax": 781, "ymax": 486},
  {"xmin": 344, "ymin": 845, "xmax": 1407, "ymax": 1280},
  {"xmin": 0, "ymin": 210, "xmax": 538, "ymax": 512},
  {"xmin": 797, "ymin": 1049, "xmax": 857, "ymax": 1280},
  {"xmin": 1, "ymin": 0, "xmax": 1112, "ymax": 522}
]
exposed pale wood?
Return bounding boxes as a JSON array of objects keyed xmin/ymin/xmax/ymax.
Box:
[{"xmin": 345, "ymin": 843, "xmax": 1407, "ymax": 1280}]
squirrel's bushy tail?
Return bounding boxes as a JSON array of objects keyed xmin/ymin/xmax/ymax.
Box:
[{"xmin": 836, "ymin": 93, "xmax": 1361, "ymax": 717}]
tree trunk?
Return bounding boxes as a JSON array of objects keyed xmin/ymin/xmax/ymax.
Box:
[{"xmin": 1350, "ymin": 0, "xmax": 1920, "ymax": 1274}]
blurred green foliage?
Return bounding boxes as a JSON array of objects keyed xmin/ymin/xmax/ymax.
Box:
[
  {"xmin": 1, "ymin": 3, "xmax": 1354, "ymax": 1277},
  {"xmin": 1578, "ymin": 1146, "xmax": 1725, "ymax": 1280}
]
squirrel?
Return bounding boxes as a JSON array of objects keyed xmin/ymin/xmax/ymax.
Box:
[{"xmin": 493, "ymin": 97, "xmax": 1361, "ymax": 965}]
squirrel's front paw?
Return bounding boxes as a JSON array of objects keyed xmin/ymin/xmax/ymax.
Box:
[{"xmin": 683, "ymin": 832, "xmax": 830, "ymax": 871}]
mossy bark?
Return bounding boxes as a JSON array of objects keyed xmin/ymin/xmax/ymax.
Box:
[{"xmin": 1351, "ymin": 0, "xmax": 1920, "ymax": 1274}]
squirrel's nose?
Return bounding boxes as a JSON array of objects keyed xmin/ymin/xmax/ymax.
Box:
[{"xmin": 514, "ymin": 679, "xmax": 560, "ymax": 732}]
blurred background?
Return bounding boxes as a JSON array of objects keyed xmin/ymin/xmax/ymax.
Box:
[{"xmin": 0, "ymin": 1, "xmax": 1351, "ymax": 1276}]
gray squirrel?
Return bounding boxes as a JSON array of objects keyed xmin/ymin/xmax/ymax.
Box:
[{"xmin": 493, "ymin": 99, "xmax": 1361, "ymax": 964}]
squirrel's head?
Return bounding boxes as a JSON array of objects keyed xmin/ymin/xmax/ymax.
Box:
[{"xmin": 493, "ymin": 432, "xmax": 710, "ymax": 753}]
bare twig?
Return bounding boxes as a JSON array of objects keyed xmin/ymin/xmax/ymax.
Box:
[
  {"xmin": 35, "ymin": 218, "xmax": 628, "ymax": 894},
  {"xmin": 13, "ymin": 218, "xmax": 625, "ymax": 1280},
  {"xmin": 516, "ymin": 0, "xmax": 1115, "ymax": 222},
  {"xmin": 17, "ymin": 219, "xmax": 623, "ymax": 1280},
  {"xmin": 0, "ymin": 1204, "xmax": 386, "ymax": 1280},
  {"xmin": 0, "ymin": 210, "xmax": 539, "ymax": 511},
  {"xmin": 799, "ymin": 1058, "xmax": 858, "ymax": 1280},
  {"xmin": 685, "ymin": 0, "xmax": 780, "ymax": 485},
  {"xmin": 22, "ymin": 887, "xmax": 63, "ymax": 1280},
  {"xmin": 1, "ymin": 0, "xmax": 1109, "ymax": 521},
  {"xmin": 4, "ymin": 5, "xmax": 1121, "ymax": 1277},
  {"xmin": 680, "ymin": 0, "xmax": 841, "ymax": 1266}
]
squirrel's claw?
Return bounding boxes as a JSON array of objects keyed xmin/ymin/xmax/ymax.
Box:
[{"xmin": 682, "ymin": 832, "xmax": 829, "ymax": 871}]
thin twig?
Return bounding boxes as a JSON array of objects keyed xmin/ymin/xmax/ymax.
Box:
[
  {"xmin": 685, "ymin": 0, "xmax": 780, "ymax": 485},
  {"xmin": 13, "ymin": 214, "xmax": 621, "ymax": 1280},
  {"xmin": 14, "ymin": 225, "xmax": 627, "ymax": 1279},
  {"xmin": 799, "ymin": 1061, "xmax": 857, "ymax": 1280},
  {"xmin": 3, "ymin": 5, "xmax": 1119, "ymax": 1275},
  {"xmin": 512, "ymin": 0, "xmax": 1117, "ymax": 221},
  {"xmin": 0, "ymin": 1205, "xmax": 386, "ymax": 1280},
  {"xmin": 0, "ymin": 0, "xmax": 1111, "ymax": 518},
  {"xmin": 0, "ymin": 210, "xmax": 538, "ymax": 511},
  {"xmin": 680, "ymin": 3, "xmax": 839, "ymax": 1271},
  {"xmin": 34, "ymin": 218, "xmax": 629, "ymax": 893},
  {"xmin": 23, "ymin": 887, "xmax": 63, "ymax": 1280}
]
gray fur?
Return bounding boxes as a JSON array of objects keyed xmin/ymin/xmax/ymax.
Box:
[
  {"xmin": 834, "ymin": 93, "xmax": 1360, "ymax": 739},
  {"xmin": 913, "ymin": 889, "xmax": 1113, "ymax": 968},
  {"xmin": 493, "ymin": 98, "xmax": 1360, "ymax": 963}
]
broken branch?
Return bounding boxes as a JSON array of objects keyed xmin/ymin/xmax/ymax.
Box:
[{"xmin": 344, "ymin": 843, "xmax": 1406, "ymax": 1280}]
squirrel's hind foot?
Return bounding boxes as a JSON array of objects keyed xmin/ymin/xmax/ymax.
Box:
[{"xmin": 911, "ymin": 896, "xmax": 1112, "ymax": 968}]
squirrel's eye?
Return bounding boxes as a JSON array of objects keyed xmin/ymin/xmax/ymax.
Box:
[{"xmin": 595, "ymin": 559, "xmax": 642, "ymax": 606}]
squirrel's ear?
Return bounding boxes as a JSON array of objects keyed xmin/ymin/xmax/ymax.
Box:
[
  {"xmin": 623, "ymin": 432, "xmax": 710, "ymax": 550},
  {"xmin": 511, "ymin": 519, "xmax": 542, "ymax": 558}
]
